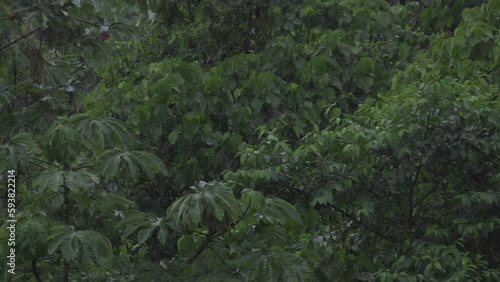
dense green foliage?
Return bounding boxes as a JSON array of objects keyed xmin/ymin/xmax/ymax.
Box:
[{"xmin": 1, "ymin": 0, "xmax": 499, "ymax": 281}]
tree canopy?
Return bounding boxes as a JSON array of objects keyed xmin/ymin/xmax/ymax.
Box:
[{"xmin": 0, "ymin": 0, "xmax": 499, "ymax": 281}]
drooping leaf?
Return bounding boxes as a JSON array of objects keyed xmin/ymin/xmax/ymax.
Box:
[
  {"xmin": 97, "ymin": 149, "xmax": 168, "ymax": 182},
  {"xmin": 261, "ymin": 198, "xmax": 303, "ymax": 227},
  {"xmin": 64, "ymin": 170, "xmax": 100, "ymax": 191},
  {"xmin": 32, "ymin": 169, "xmax": 65, "ymax": 193},
  {"xmin": 117, "ymin": 211, "xmax": 152, "ymax": 240},
  {"xmin": 116, "ymin": 211, "xmax": 168, "ymax": 244},
  {"xmin": 47, "ymin": 225, "xmax": 112, "ymax": 265},
  {"xmin": 166, "ymin": 181, "xmax": 241, "ymax": 230},
  {"xmin": 241, "ymin": 188, "xmax": 265, "ymax": 213},
  {"xmin": 32, "ymin": 169, "xmax": 99, "ymax": 192},
  {"xmin": 0, "ymin": 133, "xmax": 39, "ymax": 172},
  {"xmin": 44, "ymin": 120, "xmax": 82, "ymax": 164},
  {"xmin": 13, "ymin": 211, "xmax": 53, "ymax": 258},
  {"xmin": 47, "ymin": 225, "xmax": 73, "ymax": 258},
  {"xmin": 167, "ymin": 193, "xmax": 202, "ymax": 229},
  {"xmin": 70, "ymin": 114, "xmax": 136, "ymax": 154},
  {"xmin": 177, "ymin": 235, "xmax": 196, "ymax": 258}
]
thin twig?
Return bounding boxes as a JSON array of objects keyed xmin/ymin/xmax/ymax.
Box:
[
  {"xmin": 73, "ymin": 18, "xmax": 99, "ymax": 27},
  {"xmin": 207, "ymin": 245, "xmax": 227, "ymax": 265}
]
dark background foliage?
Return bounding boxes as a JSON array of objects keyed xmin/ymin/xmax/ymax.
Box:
[{"xmin": 0, "ymin": 0, "xmax": 498, "ymax": 281}]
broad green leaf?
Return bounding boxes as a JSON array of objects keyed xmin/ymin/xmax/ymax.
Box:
[
  {"xmin": 64, "ymin": 170, "xmax": 100, "ymax": 191},
  {"xmin": 261, "ymin": 198, "xmax": 302, "ymax": 227},
  {"xmin": 177, "ymin": 235, "xmax": 196, "ymax": 258},
  {"xmin": 241, "ymin": 188, "xmax": 265, "ymax": 212},
  {"xmin": 359, "ymin": 57, "xmax": 375, "ymax": 74},
  {"xmin": 47, "ymin": 226, "xmax": 73, "ymax": 256},
  {"xmin": 157, "ymin": 222, "xmax": 170, "ymax": 244},
  {"xmin": 168, "ymin": 129, "xmax": 180, "ymax": 145},
  {"xmin": 32, "ymin": 169, "xmax": 65, "ymax": 193},
  {"xmin": 137, "ymin": 224, "xmax": 156, "ymax": 244}
]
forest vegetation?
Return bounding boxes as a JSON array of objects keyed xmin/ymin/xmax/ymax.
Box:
[{"xmin": 0, "ymin": 0, "xmax": 499, "ymax": 281}]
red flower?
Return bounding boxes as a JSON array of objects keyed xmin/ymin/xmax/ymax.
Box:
[{"xmin": 99, "ymin": 32, "xmax": 110, "ymax": 41}]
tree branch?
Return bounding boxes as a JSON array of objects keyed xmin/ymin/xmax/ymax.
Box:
[
  {"xmin": 32, "ymin": 258, "xmax": 42, "ymax": 282},
  {"xmin": 186, "ymin": 234, "xmax": 213, "ymax": 264},
  {"xmin": 207, "ymin": 245, "xmax": 227, "ymax": 265},
  {"xmin": 408, "ymin": 113, "xmax": 431, "ymax": 226},
  {"xmin": 0, "ymin": 28, "xmax": 41, "ymax": 53},
  {"xmin": 73, "ymin": 17, "xmax": 100, "ymax": 27},
  {"xmin": 184, "ymin": 206, "xmax": 252, "ymax": 264}
]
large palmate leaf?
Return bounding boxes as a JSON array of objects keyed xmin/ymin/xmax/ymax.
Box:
[
  {"xmin": 69, "ymin": 114, "xmax": 136, "ymax": 154},
  {"xmin": 14, "ymin": 211, "xmax": 54, "ymax": 258},
  {"xmin": 166, "ymin": 181, "xmax": 241, "ymax": 230},
  {"xmin": 96, "ymin": 149, "xmax": 168, "ymax": 182},
  {"xmin": 260, "ymin": 197, "xmax": 303, "ymax": 227},
  {"xmin": 117, "ymin": 211, "xmax": 169, "ymax": 244},
  {"xmin": 47, "ymin": 225, "xmax": 112, "ymax": 265},
  {"xmin": 0, "ymin": 132, "xmax": 40, "ymax": 173},
  {"xmin": 44, "ymin": 120, "xmax": 82, "ymax": 164},
  {"xmin": 167, "ymin": 192, "xmax": 203, "ymax": 230},
  {"xmin": 64, "ymin": 170, "xmax": 100, "ymax": 191},
  {"xmin": 32, "ymin": 169, "xmax": 99, "ymax": 193}
]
